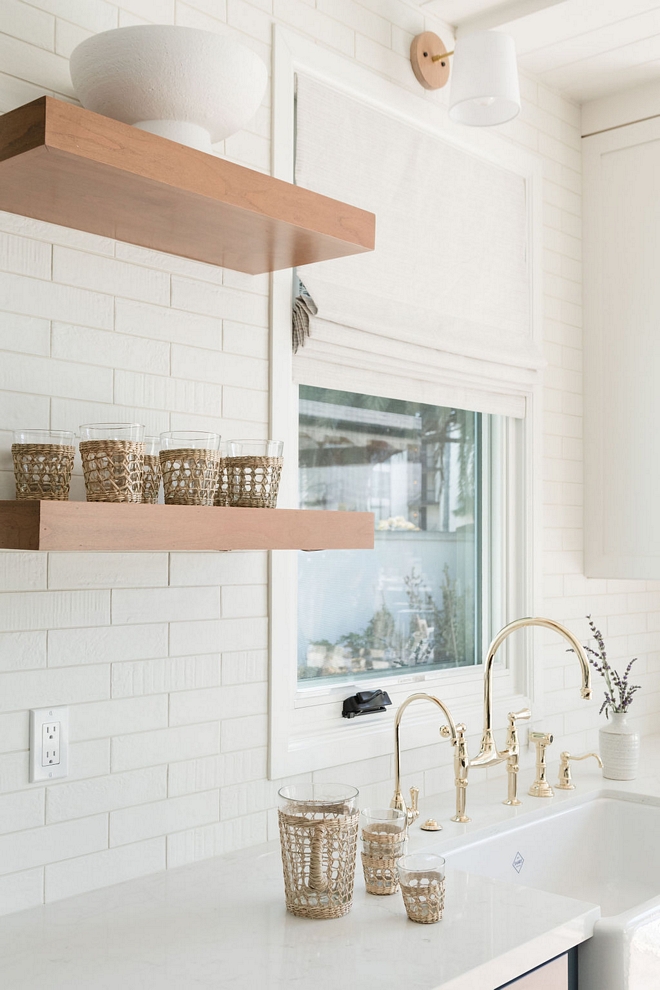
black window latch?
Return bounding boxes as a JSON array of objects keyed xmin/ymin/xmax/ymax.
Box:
[{"xmin": 342, "ymin": 689, "xmax": 392, "ymax": 719}]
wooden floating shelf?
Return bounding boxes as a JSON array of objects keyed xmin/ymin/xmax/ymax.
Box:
[
  {"xmin": 0, "ymin": 97, "xmax": 375, "ymax": 274},
  {"xmin": 0, "ymin": 501, "xmax": 375, "ymax": 552}
]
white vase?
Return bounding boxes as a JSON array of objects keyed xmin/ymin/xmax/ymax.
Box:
[
  {"xmin": 70, "ymin": 25, "xmax": 268, "ymax": 154},
  {"xmin": 599, "ymin": 712, "xmax": 640, "ymax": 780}
]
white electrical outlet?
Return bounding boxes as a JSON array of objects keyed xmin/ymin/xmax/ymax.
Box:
[{"xmin": 30, "ymin": 707, "xmax": 68, "ymax": 782}]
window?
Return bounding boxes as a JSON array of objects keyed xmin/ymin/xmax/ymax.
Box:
[{"xmin": 297, "ymin": 385, "xmax": 485, "ymax": 685}]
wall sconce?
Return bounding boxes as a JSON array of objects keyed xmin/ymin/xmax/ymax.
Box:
[{"xmin": 410, "ymin": 30, "xmax": 521, "ymax": 127}]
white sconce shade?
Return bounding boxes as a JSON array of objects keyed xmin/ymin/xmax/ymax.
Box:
[{"xmin": 449, "ymin": 31, "xmax": 521, "ymax": 127}]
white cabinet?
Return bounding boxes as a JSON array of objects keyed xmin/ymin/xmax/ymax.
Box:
[{"xmin": 583, "ymin": 115, "xmax": 660, "ymax": 577}]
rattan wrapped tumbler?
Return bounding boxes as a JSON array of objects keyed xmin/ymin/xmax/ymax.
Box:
[
  {"xmin": 142, "ymin": 436, "xmax": 162, "ymax": 504},
  {"xmin": 226, "ymin": 440, "xmax": 283, "ymax": 508},
  {"xmin": 360, "ymin": 808, "xmax": 407, "ymax": 895},
  {"xmin": 12, "ymin": 430, "xmax": 75, "ymax": 501},
  {"xmin": 79, "ymin": 424, "xmax": 145, "ymax": 503},
  {"xmin": 278, "ymin": 783, "xmax": 359, "ymax": 919},
  {"xmin": 160, "ymin": 432, "xmax": 220, "ymax": 506},
  {"xmin": 398, "ymin": 853, "xmax": 445, "ymax": 924}
]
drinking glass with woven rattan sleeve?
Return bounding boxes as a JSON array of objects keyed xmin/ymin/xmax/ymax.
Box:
[
  {"xmin": 278, "ymin": 783, "xmax": 359, "ymax": 919},
  {"xmin": 360, "ymin": 807, "xmax": 407, "ymax": 895},
  {"xmin": 79, "ymin": 424, "xmax": 145, "ymax": 502},
  {"xmin": 159, "ymin": 431, "xmax": 221, "ymax": 506},
  {"xmin": 142, "ymin": 436, "xmax": 162, "ymax": 504},
  {"xmin": 12, "ymin": 430, "xmax": 75, "ymax": 501},
  {"xmin": 397, "ymin": 853, "xmax": 445, "ymax": 924},
  {"xmin": 226, "ymin": 440, "xmax": 283, "ymax": 508}
]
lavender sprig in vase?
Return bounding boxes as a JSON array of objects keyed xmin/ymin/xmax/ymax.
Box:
[{"xmin": 574, "ymin": 616, "xmax": 642, "ymax": 780}]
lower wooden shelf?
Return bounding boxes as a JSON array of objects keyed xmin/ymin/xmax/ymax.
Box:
[{"xmin": 0, "ymin": 501, "xmax": 374, "ymax": 552}]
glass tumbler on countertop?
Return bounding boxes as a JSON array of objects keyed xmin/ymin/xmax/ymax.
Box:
[
  {"xmin": 159, "ymin": 431, "xmax": 221, "ymax": 506},
  {"xmin": 226, "ymin": 439, "xmax": 284, "ymax": 508},
  {"xmin": 360, "ymin": 807, "xmax": 408, "ymax": 895},
  {"xmin": 398, "ymin": 853, "xmax": 445, "ymax": 924},
  {"xmin": 12, "ymin": 430, "xmax": 76, "ymax": 501},
  {"xmin": 79, "ymin": 423, "xmax": 145, "ymax": 503},
  {"xmin": 278, "ymin": 783, "xmax": 359, "ymax": 919}
]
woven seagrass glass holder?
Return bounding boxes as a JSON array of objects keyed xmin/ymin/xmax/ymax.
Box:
[
  {"xmin": 226, "ymin": 440, "xmax": 283, "ymax": 508},
  {"xmin": 360, "ymin": 808, "xmax": 408, "ymax": 895},
  {"xmin": 398, "ymin": 853, "xmax": 445, "ymax": 924},
  {"xmin": 142, "ymin": 437, "xmax": 162, "ymax": 504},
  {"xmin": 12, "ymin": 431, "xmax": 75, "ymax": 501},
  {"xmin": 160, "ymin": 432, "xmax": 220, "ymax": 506},
  {"xmin": 79, "ymin": 424, "xmax": 145, "ymax": 503},
  {"xmin": 278, "ymin": 783, "xmax": 359, "ymax": 920}
]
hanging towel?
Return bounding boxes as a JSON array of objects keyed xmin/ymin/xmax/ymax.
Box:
[{"xmin": 292, "ymin": 280, "xmax": 318, "ymax": 353}]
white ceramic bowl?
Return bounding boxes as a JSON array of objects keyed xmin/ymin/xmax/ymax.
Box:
[{"xmin": 70, "ymin": 25, "xmax": 267, "ymax": 154}]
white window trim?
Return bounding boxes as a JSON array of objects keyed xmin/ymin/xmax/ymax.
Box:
[{"xmin": 268, "ymin": 26, "xmax": 545, "ymax": 780}]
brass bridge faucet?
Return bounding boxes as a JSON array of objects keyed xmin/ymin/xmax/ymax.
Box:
[{"xmin": 391, "ymin": 692, "xmax": 469, "ymax": 825}]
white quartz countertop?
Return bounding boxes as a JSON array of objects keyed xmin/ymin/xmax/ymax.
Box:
[{"xmin": 2, "ymin": 735, "xmax": 659, "ymax": 990}]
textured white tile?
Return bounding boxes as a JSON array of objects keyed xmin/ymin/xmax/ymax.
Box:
[
  {"xmin": 114, "ymin": 369, "xmax": 223, "ymax": 416},
  {"xmin": 169, "ymin": 617, "xmax": 268, "ymax": 656},
  {"xmin": 168, "ymin": 747, "xmax": 267, "ymax": 797},
  {"xmin": 0, "ymin": 230, "xmax": 51, "ymax": 278},
  {"xmin": 222, "ymin": 385, "xmax": 268, "ymax": 422},
  {"xmin": 222, "ymin": 320, "xmax": 268, "ymax": 359},
  {"xmin": 112, "ymin": 654, "xmax": 221, "ymax": 698},
  {"xmin": 0, "ymin": 351, "xmax": 113, "ymax": 402},
  {"xmin": 114, "ymin": 241, "xmax": 224, "ymax": 286},
  {"xmin": 112, "ymin": 587, "xmax": 221, "ymax": 625},
  {"xmin": 169, "ymin": 682, "xmax": 267, "ymax": 726},
  {"xmin": 170, "ymin": 277, "xmax": 268, "ymax": 328},
  {"xmin": 0, "ymin": 31, "xmax": 71, "ymax": 95},
  {"xmin": 0, "ymin": 665, "xmax": 109, "ymax": 714},
  {"xmin": 0, "ymin": 392, "xmax": 50, "ymax": 432},
  {"xmin": 0, "ymin": 590, "xmax": 110, "ymax": 631},
  {"xmin": 0, "ymin": 814, "xmax": 107, "ymax": 876},
  {"xmin": 0, "ymin": 271, "xmax": 112, "ymax": 327},
  {"xmin": 0, "ymin": 313, "xmax": 50, "ymax": 356},
  {"xmin": 220, "ymin": 714, "xmax": 268, "ymax": 753},
  {"xmin": 0, "ymin": 553, "xmax": 47, "ymax": 592},
  {"xmin": 221, "ymin": 649, "xmax": 268, "ymax": 685},
  {"xmin": 53, "ymin": 246, "xmax": 170, "ymax": 304},
  {"xmin": 0, "ymin": 740, "xmax": 109, "ymax": 795},
  {"xmin": 110, "ymin": 790, "xmax": 219, "ymax": 846},
  {"xmin": 51, "ymin": 323, "xmax": 170, "ymax": 375},
  {"xmin": 54, "ymin": 18, "xmax": 92, "ymax": 58},
  {"xmin": 45, "ymin": 836, "xmax": 165, "ymax": 902},
  {"xmin": 114, "ymin": 298, "xmax": 223, "ymax": 349},
  {"xmin": 169, "ymin": 551, "xmax": 267, "ymax": 587},
  {"xmin": 111, "ymin": 722, "xmax": 220, "ymax": 772},
  {"xmin": 0, "ymin": 711, "xmax": 28, "ymax": 753},
  {"xmin": 70, "ymin": 695, "xmax": 168, "ymax": 741},
  {"xmin": 0, "ymin": 789, "xmax": 44, "ymax": 835},
  {"xmin": 166, "ymin": 810, "xmax": 267, "ymax": 867},
  {"xmin": 221, "ymin": 584, "xmax": 267, "ymax": 618},
  {"xmin": 48, "ymin": 553, "xmax": 169, "ymax": 590},
  {"xmin": 0, "ymin": 868, "xmax": 44, "ymax": 917},
  {"xmin": 171, "ymin": 344, "xmax": 268, "ymax": 390},
  {"xmin": 46, "ymin": 767, "xmax": 167, "ymax": 824},
  {"xmin": 48, "ymin": 623, "xmax": 168, "ymax": 667}
]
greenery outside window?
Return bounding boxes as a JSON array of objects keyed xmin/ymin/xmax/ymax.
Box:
[{"xmin": 297, "ymin": 386, "xmax": 488, "ymax": 686}]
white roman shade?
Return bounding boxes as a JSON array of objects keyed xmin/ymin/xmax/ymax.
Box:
[{"xmin": 294, "ymin": 75, "xmax": 543, "ymax": 419}]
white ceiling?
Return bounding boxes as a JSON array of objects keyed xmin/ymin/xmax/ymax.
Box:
[{"xmin": 415, "ymin": 0, "xmax": 660, "ymax": 103}]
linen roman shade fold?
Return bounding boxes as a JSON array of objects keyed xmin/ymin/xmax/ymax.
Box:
[{"xmin": 294, "ymin": 75, "xmax": 543, "ymax": 419}]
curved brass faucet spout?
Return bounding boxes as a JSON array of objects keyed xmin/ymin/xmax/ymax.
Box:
[
  {"xmin": 471, "ymin": 616, "xmax": 592, "ymax": 770},
  {"xmin": 391, "ymin": 692, "xmax": 470, "ymax": 825}
]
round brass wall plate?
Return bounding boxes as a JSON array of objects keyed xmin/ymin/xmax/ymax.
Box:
[{"xmin": 410, "ymin": 32, "xmax": 450, "ymax": 91}]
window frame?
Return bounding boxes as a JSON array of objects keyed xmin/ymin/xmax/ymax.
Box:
[{"xmin": 268, "ymin": 27, "xmax": 544, "ymax": 780}]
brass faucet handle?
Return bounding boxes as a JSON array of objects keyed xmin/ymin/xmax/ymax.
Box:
[
  {"xmin": 556, "ymin": 750, "xmax": 603, "ymax": 790},
  {"xmin": 529, "ymin": 730, "xmax": 553, "ymax": 746},
  {"xmin": 508, "ymin": 708, "xmax": 532, "ymax": 723},
  {"xmin": 409, "ymin": 785, "xmax": 420, "ymax": 821},
  {"xmin": 529, "ymin": 730, "xmax": 554, "ymax": 798}
]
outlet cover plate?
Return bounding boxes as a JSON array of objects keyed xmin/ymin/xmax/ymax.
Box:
[{"xmin": 30, "ymin": 706, "xmax": 68, "ymax": 782}]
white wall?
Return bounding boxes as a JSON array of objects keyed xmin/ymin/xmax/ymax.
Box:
[{"xmin": 0, "ymin": 0, "xmax": 658, "ymax": 916}]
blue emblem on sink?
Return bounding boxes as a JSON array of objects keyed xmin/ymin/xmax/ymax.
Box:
[{"xmin": 512, "ymin": 852, "xmax": 524, "ymax": 873}]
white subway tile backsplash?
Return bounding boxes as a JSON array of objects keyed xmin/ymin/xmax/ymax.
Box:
[
  {"xmin": 221, "ymin": 584, "xmax": 267, "ymax": 618},
  {"xmin": 48, "ymin": 553, "xmax": 169, "ymax": 590},
  {"xmin": 169, "ymin": 551, "xmax": 267, "ymax": 587},
  {"xmin": 0, "ymin": 313, "xmax": 50, "ymax": 356},
  {"xmin": 0, "ymin": 553, "xmax": 47, "ymax": 592},
  {"xmin": 0, "ymin": 868, "xmax": 44, "ymax": 917},
  {"xmin": 0, "ymin": 665, "xmax": 109, "ymax": 713},
  {"xmin": 114, "ymin": 369, "xmax": 223, "ymax": 416},
  {"xmin": 221, "ymin": 649, "xmax": 268, "ymax": 685},
  {"xmin": 168, "ymin": 746, "xmax": 267, "ymax": 797},
  {"xmin": 170, "ymin": 277, "xmax": 269, "ymax": 328},
  {"xmin": 69, "ymin": 694, "xmax": 168, "ymax": 741},
  {"xmin": 51, "ymin": 323, "xmax": 171, "ymax": 375},
  {"xmin": 168, "ymin": 617, "xmax": 268, "ymax": 655},
  {"xmin": 169, "ymin": 681, "xmax": 267, "ymax": 726},
  {"xmin": 110, "ymin": 790, "xmax": 219, "ymax": 846},
  {"xmin": 0, "ymin": 271, "xmax": 113, "ymax": 328},
  {"xmin": 0, "ymin": 631, "xmax": 46, "ymax": 672},
  {"xmin": 46, "ymin": 766, "xmax": 167, "ymax": 823},
  {"xmin": 111, "ymin": 722, "xmax": 220, "ymax": 772},
  {"xmin": 112, "ymin": 587, "xmax": 220, "ymax": 625},
  {"xmin": 53, "ymin": 245, "xmax": 170, "ymax": 304},
  {"xmin": 112, "ymin": 654, "xmax": 221, "ymax": 698},
  {"xmin": 44, "ymin": 836, "xmax": 165, "ymax": 902},
  {"xmin": 114, "ymin": 298, "xmax": 223, "ymax": 349},
  {"xmin": 48, "ymin": 623, "xmax": 168, "ymax": 666},
  {"xmin": 170, "ymin": 344, "xmax": 268, "ymax": 390},
  {"xmin": 0, "ymin": 590, "xmax": 110, "ymax": 631},
  {"xmin": 0, "ymin": 351, "xmax": 113, "ymax": 402},
  {"xmin": 0, "ymin": 813, "xmax": 107, "ymax": 876}
]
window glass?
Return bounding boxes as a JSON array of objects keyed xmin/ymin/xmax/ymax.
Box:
[{"xmin": 298, "ymin": 386, "xmax": 481, "ymax": 684}]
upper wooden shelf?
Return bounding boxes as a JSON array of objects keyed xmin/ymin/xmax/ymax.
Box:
[
  {"xmin": 0, "ymin": 97, "xmax": 375, "ymax": 274},
  {"xmin": 0, "ymin": 501, "xmax": 374, "ymax": 552}
]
